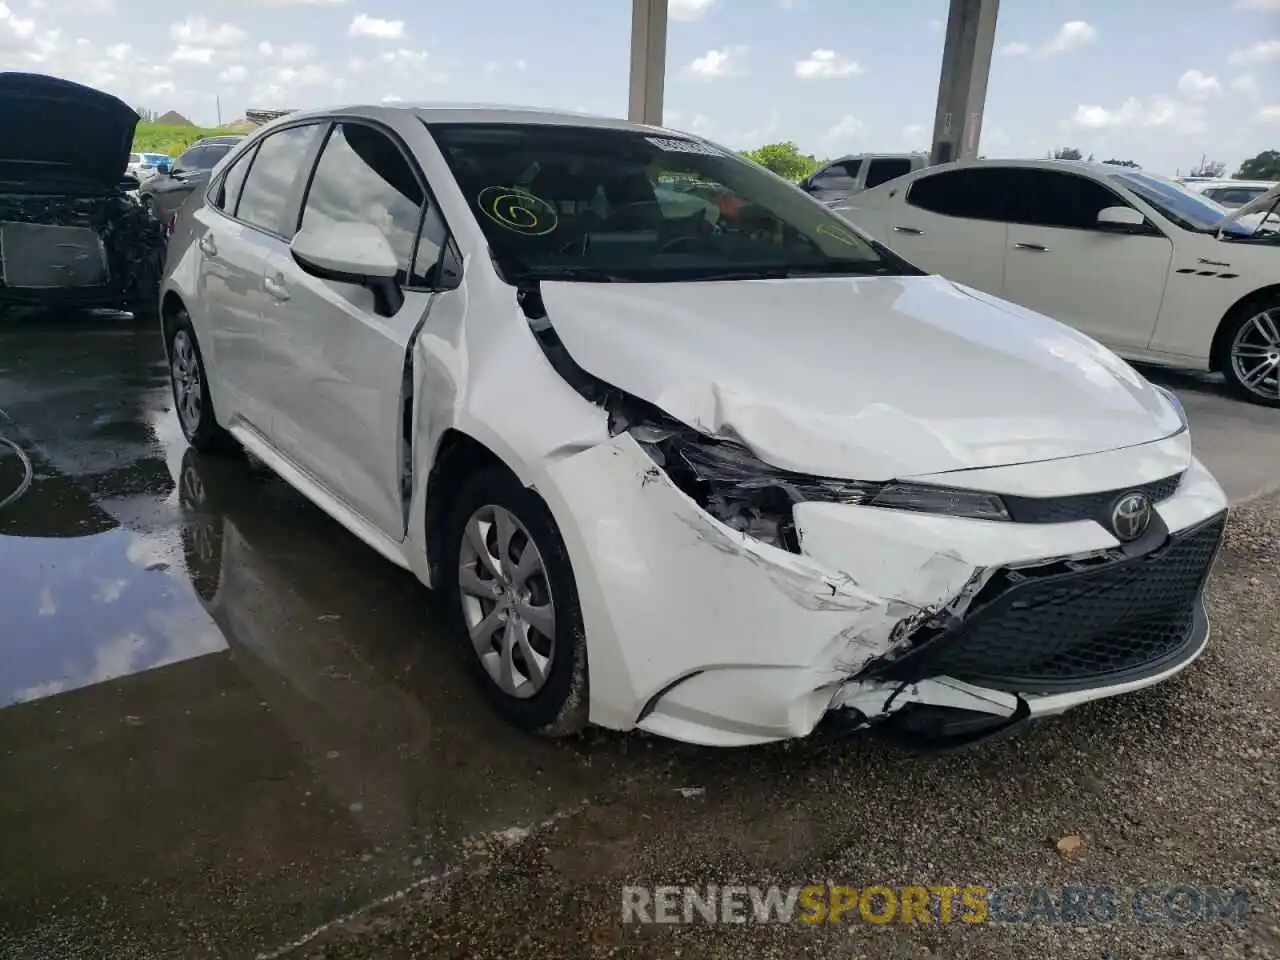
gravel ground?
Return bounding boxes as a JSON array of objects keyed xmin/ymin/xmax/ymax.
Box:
[{"xmin": 283, "ymin": 495, "xmax": 1280, "ymax": 960}]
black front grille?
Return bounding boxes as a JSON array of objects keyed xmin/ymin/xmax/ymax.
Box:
[
  {"xmin": 1003, "ymin": 472, "xmax": 1183, "ymax": 525},
  {"xmin": 870, "ymin": 510, "xmax": 1226, "ymax": 694}
]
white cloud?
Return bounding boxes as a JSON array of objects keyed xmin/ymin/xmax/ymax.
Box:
[
  {"xmin": 927, "ymin": 18, "xmax": 943, "ymax": 30},
  {"xmin": 1234, "ymin": 0, "xmax": 1280, "ymax": 9},
  {"xmin": 794, "ymin": 49, "xmax": 863, "ymax": 80},
  {"xmin": 821, "ymin": 113, "xmax": 864, "ymax": 152},
  {"xmin": 686, "ymin": 45, "xmax": 746, "ymax": 80},
  {"xmin": 172, "ymin": 45, "xmax": 215, "ymax": 64},
  {"xmin": 0, "ymin": 2, "xmax": 37, "ymax": 47},
  {"xmin": 1177, "ymin": 69, "xmax": 1221, "ymax": 101},
  {"xmin": 278, "ymin": 42, "xmax": 313, "ymax": 62},
  {"xmin": 1231, "ymin": 74, "xmax": 1261, "ymax": 97},
  {"xmin": 1001, "ymin": 21, "xmax": 1096, "ymax": 59},
  {"xmin": 258, "ymin": 40, "xmax": 273, "ymax": 55},
  {"xmin": 169, "ymin": 15, "xmax": 245, "ymax": 47},
  {"xmin": 219, "ymin": 64, "xmax": 248, "ymax": 83},
  {"xmin": 348, "ymin": 13, "xmax": 404, "ymax": 39},
  {"xmin": 1228, "ymin": 39, "xmax": 1280, "ymax": 65},
  {"xmin": 1258, "ymin": 105, "xmax": 1280, "ymax": 123},
  {"xmin": 669, "ymin": 0, "xmax": 716, "ymax": 21},
  {"xmin": 1066, "ymin": 95, "xmax": 1206, "ymax": 135},
  {"xmin": 256, "ymin": 0, "xmax": 346, "ymax": 4}
]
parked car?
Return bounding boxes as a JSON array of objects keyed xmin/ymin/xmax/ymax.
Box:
[
  {"xmin": 836, "ymin": 159, "xmax": 1280, "ymax": 405},
  {"xmin": 160, "ymin": 107, "xmax": 1228, "ymax": 748},
  {"xmin": 0, "ymin": 72, "xmax": 166, "ymax": 317},
  {"xmin": 139, "ymin": 135, "xmax": 243, "ymax": 225},
  {"xmin": 799, "ymin": 152, "xmax": 928, "ymax": 204},
  {"xmin": 1180, "ymin": 178, "xmax": 1276, "ymax": 209},
  {"xmin": 128, "ymin": 152, "xmax": 172, "ymax": 181}
]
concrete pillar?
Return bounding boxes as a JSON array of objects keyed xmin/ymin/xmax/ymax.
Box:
[
  {"xmin": 929, "ymin": 0, "xmax": 999, "ymax": 166},
  {"xmin": 628, "ymin": 0, "xmax": 667, "ymax": 126}
]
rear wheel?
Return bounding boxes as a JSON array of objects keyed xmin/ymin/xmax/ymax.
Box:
[
  {"xmin": 439, "ymin": 468, "xmax": 589, "ymax": 737},
  {"xmin": 167, "ymin": 310, "xmax": 236, "ymax": 452},
  {"xmin": 1220, "ymin": 295, "xmax": 1280, "ymax": 407}
]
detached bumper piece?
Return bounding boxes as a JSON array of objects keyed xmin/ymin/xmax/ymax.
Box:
[{"xmin": 867, "ymin": 510, "xmax": 1227, "ymax": 695}]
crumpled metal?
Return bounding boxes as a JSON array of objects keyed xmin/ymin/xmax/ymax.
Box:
[{"xmin": 0, "ymin": 190, "xmax": 167, "ymax": 308}]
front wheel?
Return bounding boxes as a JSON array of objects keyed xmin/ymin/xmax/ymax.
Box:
[
  {"xmin": 439, "ymin": 468, "xmax": 589, "ymax": 737},
  {"xmin": 1219, "ymin": 296, "xmax": 1280, "ymax": 407}
]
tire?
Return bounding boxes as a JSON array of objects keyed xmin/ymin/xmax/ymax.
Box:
[
  {"xmin": 1217, "ymin": 294, "xmax": 1280, "ymax": 408},
  {"xmin": 439, "ymin": 467, "xmax": 589, "ymax": 737},
  {"xmin": 166, "ymin": 309, "xmax": 237, "ymax": 452}
]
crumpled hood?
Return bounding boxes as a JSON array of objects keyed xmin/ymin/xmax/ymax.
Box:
[
  {"xmin": 0, "ymin": 72, "xmax": 139, "ymax": 187},
  {"xmin": 539, "ymin": 274, "xmax": 1183, "ymax": 480}
]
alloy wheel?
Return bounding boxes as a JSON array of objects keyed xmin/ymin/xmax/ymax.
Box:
[
  {"xmin": 457, "ymin": 503, "xmax": 556, "ymax": 699},
  {"xmin": 171, "ymin": 329, "xmax": 203, "ymax": 435},
  {"xmin": 1229, "ymin": 308, "xmax": 1280, "ymax": 400}
]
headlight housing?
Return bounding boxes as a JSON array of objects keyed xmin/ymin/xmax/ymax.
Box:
[
  {"xmin": 631, "ymin": 423, "xmax": 1010, "ymax": 554},
  {"xmin": 1153, "ymin": 384, "xmax": 1188, "ymax": 429}
]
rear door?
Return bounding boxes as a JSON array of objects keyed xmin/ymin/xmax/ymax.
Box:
[
  {"xmin": 260, "ymin": 119, "xmax": 457, "ymax": 539},
  {"xmin": 194, "ymin": 124, "xmax": 324, "ymax": 438},
  {"xmin": 884, "ymin": 167, "xmax": 1011, "ymax": 293},
  {"xmin": 1001, "ymin": 168, "xmax": 1172, "ymax": 350}
]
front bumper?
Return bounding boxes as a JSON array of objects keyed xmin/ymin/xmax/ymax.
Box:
[{"xmin": 538, "ymin": 431, "xmax": 1229, "ymax": 747}]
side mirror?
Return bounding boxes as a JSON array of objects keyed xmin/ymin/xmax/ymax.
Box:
[
  {"xmin": 1096, "ymin": 206, "xmax": 1148, "ymax": 233},
  {"xmin": 290, "ymin": 222, "xmax": 404, "ymax": 317}
]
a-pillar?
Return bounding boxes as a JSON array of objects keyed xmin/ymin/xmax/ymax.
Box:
[
  {"xmin": 929, "ymin": 0, "xmax": 1000, "ymax": 165},
  {"xmin": 628, "ymin": 0, "xmax": 668, "ymax": 126}
]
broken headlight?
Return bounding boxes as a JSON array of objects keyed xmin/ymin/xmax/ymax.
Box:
[{"xmin": 631, "ymin": 422, "xmax": 1010, "ymax": 554}]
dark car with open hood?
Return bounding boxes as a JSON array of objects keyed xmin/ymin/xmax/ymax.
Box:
[{"xmin": 0, "ymin": 72, "xmax": 166, "ymax": 318}]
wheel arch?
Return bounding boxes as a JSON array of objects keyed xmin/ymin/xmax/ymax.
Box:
[
  {"xmin": 1209, "ymin": 283, "xmax": 1280, "ymax": 372},
  {"xmin": 423, "ymin": 428, "xmax": 524, "ymax": 585}
]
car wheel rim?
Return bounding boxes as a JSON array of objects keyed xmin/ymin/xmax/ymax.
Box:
[
  {"xmin": 1229, "ymin": 308, "xmax": 1280, "ymax": 399},
  {"xmin": 457, "ymin": 504, "xmax": 556, "ymax": 699},
  {"xmin": 171, "ymin": 330, "xmax": 203, "ymax": 433}
]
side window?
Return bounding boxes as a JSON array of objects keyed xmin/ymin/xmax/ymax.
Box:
[
  {"xmin": 865, "ymin": 158, "xmax": 913, "ymax": 189},
  {"xmin": 211, "ymin": 146, "xmax": 256, "ymax": 213},
  {"xmin": 809, "ymin": 160, "xmax": 860, "ymax": 192},
  {"xmin": 298, "ymin": 122, "xmax": 428, "ymax": 284},
  {"xmin": 1013, "ymin": 171, "xmax": 1130, "ymax": 230},
  {"xmin": 907, "ymin": 168, "xmax": 1012, "ymax": 221},
  {"xmin": 177, "ymin": 145, "xmax": 210, "ymax": 170},
  {"xmin": 1207, "ymin": 187, "xmax": 1260, "ymax": 207},
  {"xmin": 237, "ymin": 125, "xmax": 323, "ymax": 235}
]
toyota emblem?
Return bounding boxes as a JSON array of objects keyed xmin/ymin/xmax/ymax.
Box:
[{"xmin": 1111, "ymin": 492, "xmax": 1152, "ymax": 542}]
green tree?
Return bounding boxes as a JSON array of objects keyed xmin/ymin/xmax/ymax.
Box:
[
  {"xmin": 740, "ymin": 142, "xmax": 822, "ymax": 181},
  {"xmin": 1102, "ymin": 158, "xmax": 1141, "ymax": 168},
  {"xmin": 1189, "ymin": 157, "xmax": 1226, "ymax": 178},
  {"xmin": 1236, "ymin": 150, "xmax": 1280, "ymax": 181},
  {"xmin": 1050, "ymin": 146, "xmax": 1083, "ymax": 160}
]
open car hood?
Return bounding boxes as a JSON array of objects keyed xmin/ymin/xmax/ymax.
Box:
[
  {"xmin": 1214, "ymin": 182, "xmax": 1280, "ymax": 229},
  {"xmin": 0, "ymin": 72, "xmax": 139, "ymax": 187},
  {"xmin": 539, "ymin": 274, "xmax": 1184, "ymax": 480}
]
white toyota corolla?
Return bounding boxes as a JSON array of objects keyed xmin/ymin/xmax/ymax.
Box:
[{"xmin": 159, "ymin": 105, "xmax": 1229, "ymax": 748}]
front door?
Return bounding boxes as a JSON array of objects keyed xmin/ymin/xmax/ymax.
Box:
[
  {"xmin": 261, "ymin": 120, "xmax": 452, "ymax": 540},
  {"xmin": 1001, "ymin": 169, "xmax": 1173, "ymax": 351}
]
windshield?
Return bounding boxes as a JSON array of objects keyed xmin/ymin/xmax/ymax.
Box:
[
  {"xmin": 141, "ymin": 153, "xmax": 169, "ymax": 164},
  {"xmin": 426, "ymin": 122, "xmax": 915, "ymax": 283},
  {"xmin": 1111, "ymin": 170, "xmax": 1234, "ymax": 233}
]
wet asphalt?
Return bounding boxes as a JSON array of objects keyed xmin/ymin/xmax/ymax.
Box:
[{"xmin": 0, "ymin": 312, "xmax": 1276, "ymax": 960}]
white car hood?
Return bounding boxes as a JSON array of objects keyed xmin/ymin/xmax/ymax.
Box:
[{"xmin": 539, "ymin": 275, "xmax": 1183, "ymax": 480}]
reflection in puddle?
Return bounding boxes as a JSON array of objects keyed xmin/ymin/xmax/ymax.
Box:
[{"xmin": 0, "ymin": 528, "xmax": 227, "ymax": 706}]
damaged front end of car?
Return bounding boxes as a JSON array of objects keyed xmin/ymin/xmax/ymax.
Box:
[
  {"xmin": 0, "ymin": 191, "xmax": 167, "ymax": 312},
  {"xmin": 512, "ymin": 280, "xmax": 1225, "ymax": 749}
]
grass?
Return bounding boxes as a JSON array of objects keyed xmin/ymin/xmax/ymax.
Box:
[{"xmin": 131, "ymin": 122, "xmax": 226, "ymax": 158}]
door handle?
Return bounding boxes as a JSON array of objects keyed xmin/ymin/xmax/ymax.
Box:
[
  {"xmin": 197, "ymin": 234, "xmax": 217, "ymax": 256},
  {"xmin": 1013, "ymin": 242, "xmax": 1049, "ymax": 252},
  {"xmin": 893, "ymin": 225, "xmax": 924, "ymax": 235},
  {"xmin": 263, "ymin": 274, "xmax": 290, "ymax": 301}
]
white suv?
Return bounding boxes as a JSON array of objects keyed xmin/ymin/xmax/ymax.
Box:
[{"xmin": 159, "ymin": 105, "xmax": 1228, "ymax": 748}]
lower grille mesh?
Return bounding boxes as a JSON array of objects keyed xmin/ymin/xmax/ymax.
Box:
[{"xmin": 877, "ymin": 511, "xmax": 1227, "ymax": 694}]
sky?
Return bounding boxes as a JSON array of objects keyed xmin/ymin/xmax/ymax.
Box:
[{"xmin": 0, "ymin": 0, "xmax": 1276, "ymax": 175}]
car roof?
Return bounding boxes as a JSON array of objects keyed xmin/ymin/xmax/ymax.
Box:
[
  {"xmin": 1186, "ymin": 178, "xmax": 1272, "ymax": 189},
  {"xmin": 253, "ymin": 102, "xmax": 686, "ymax": 136}
]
